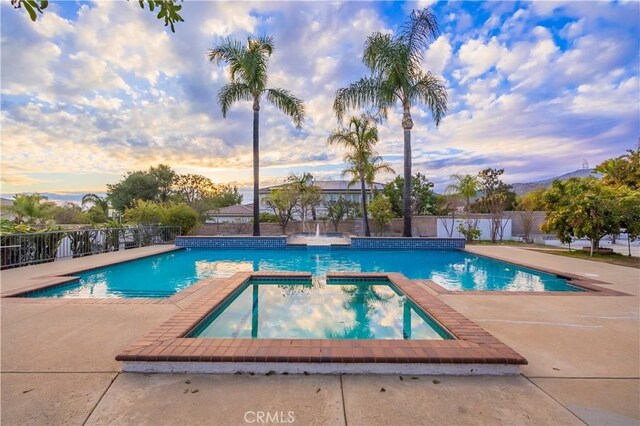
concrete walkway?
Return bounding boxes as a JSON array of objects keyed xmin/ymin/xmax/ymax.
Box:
[{"xmin": 1, "ymin": 245, "xmax": 638, "ymax": 425}]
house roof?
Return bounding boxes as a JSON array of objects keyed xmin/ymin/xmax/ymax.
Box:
[
  {"xmin": 207, "ymin": 203, "xmax": 254, "ymax": 216},
  {"xmin": 259, "ymin": 180, "xmax": 385, "ymax": 193}
]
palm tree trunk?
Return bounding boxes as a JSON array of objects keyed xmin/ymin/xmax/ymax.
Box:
[
  {"xmin": 253, "ymin": 107, "xmax": 260, "ymax": 236},
  {"xmin": 360, "ymin": 173, "xmax": 371, "ymax": 237},
  {"xmin": 402, "ymin": 108, "xmax": 413, "ymax": 237}
]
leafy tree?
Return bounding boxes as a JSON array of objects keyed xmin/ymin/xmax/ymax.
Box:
[
  {"xmin": 619, "ymin": 188, "xmax": 640, "ymax": 256},
  {"xmin": 445, "ymin": 174, "xmax": 478, "ymax": 212},
  {"xmin": 8, "ymin": 193, "xmax": 54, "ymax": 225},
  {"xmin": 327, "ymin": 114, "xmax": 385, "ymax": 237},
  {"xmin": 172, "ymin": 174, "xmax": 242, "ymax": 217},
  {"xmin": 476, "ymin": 168, "xmax": 516, "ymax": 242},
  {"xmin": 201, "ymin": 184, "xmax": 243, "ymax": 210},
  {"xmin": 595, "ymin": 148, "xmax": 640, "ymax": 190},
  {"xmin": 51, "ymin": 202, "xmax": 88, "ymax": 225},
  {"xmin": 368, "ymin": 195, "xmax": 393, "ymax": 236},
  {"xmin": 149, "ymin": 164, "xmax": 175, "ymax": 204},
  {"xmin": 513, "ymin": 188, "xmax": 546, "ymax": 243},
  {"xmin": 383, "ymin": 173, "xmax": 436, "ymax": 217},
  {"xmin": 334, "ymin": 8, "xmax": 447, "ymax": 237},
  {"xmin": 433, "ymin": 193, "xmax": 461, "ymax": 238},
  {"xmin": 286, "ymin": 173, "xmax": 322, "ymax": 230},
  {"xmin": 209, "ymin": 35, "xmax": 305, "ymax": 236},
  {"xmin": 107, "ymin": 164, "xmax": 179, "ymax": 212},
  {"xmin": 542, "ymin": 177, "xmax": 623, "ymax": 256},
  {"xmin": 173, "ymin": 174, "xmax": 218, "ymax": 204},
  {"xmin": 325, "ymin": 197, "xmax": 356, "ymax": 232},
  {"xmin": 12, "ymin": 0, "xmax": 185, "ymax": 32},
  {"xmin": 262, "ymin": 185, "xmax": 298, "ymax": 234},
  {"xmin": 107, "ymin": 171, "xmax": 159, "ymax": 212}
]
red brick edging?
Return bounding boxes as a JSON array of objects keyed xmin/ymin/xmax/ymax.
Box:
[{"xmin": 116, "ymin": 272, "xmax": 527, "ymax": 366}]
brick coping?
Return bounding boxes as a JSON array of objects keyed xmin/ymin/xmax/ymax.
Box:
[{"xmin": 116, "ymin": 272, "xmax": 527, "ymax": 366}]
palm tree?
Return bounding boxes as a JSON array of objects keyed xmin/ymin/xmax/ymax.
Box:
[
  {"xmin": 9, "ymin": 193, "xmax": 52, "ymax": 225},
  {"xmin": 445, "ymin": 173, "xmax": 478, "ymax": 211},
  {"xmin": 81, "ymin": 193, "xmax": 109, "ymax": 215},
  {"xmin": 328, "ymin": 115, "xmax": 387, "ymax": 237},
  {"xmin": 362, "ymin": 155, "xmax": 394, "ymax": 193},
  {"xmin": 333, "ymin": 8, "xmax": 447, "ymax": 237},
  {"xmin": 209, "ymin": 35, "xmax": 306, "ymax": 236}
]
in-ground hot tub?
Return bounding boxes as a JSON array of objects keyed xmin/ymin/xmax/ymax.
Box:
[{"xmin": 116, "ymin": 272, "xmax": 527, "ymax": 375}]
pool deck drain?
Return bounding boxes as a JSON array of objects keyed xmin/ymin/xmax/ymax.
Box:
[{"xmin": 116, "ymin": 272, "xmax": 527, "ymax": 375}]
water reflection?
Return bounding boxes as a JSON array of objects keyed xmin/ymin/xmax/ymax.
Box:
[
  {"xmin": 326, "ymin": 284, "xmax": 394, "ymax": 339},
  {"xmin": 194, "ymin": 281, "xmax": 449, "ymax": 340},
  {"xmin": 33, "ymin": 248, "xmax": 578, "ymax": 298}
]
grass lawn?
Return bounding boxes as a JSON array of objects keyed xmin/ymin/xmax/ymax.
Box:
[
  {"xmin": 471, "ymin": 240, "xmax": 551, "ymax": 249},
  {"xmin": 533, "ymin": 249, "xmax": 640, "ymax": 269}
]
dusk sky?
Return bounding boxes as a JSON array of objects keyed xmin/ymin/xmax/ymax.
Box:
[{"xmin": 1, "ymin": 0, "xmax": 638, "ymax": 203}]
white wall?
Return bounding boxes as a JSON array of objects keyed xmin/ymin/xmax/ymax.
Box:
[{"xmin": 437, "ymin": 218, "xmax": 512, "ymax": 240}]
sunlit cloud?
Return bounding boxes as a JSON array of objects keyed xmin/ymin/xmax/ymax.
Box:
[{"xmin": 1, "ymin": 0, "xmax": 638, "ymax": 200}]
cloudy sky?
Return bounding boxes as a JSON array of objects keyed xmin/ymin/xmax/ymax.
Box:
[{"xmin": 1, "ymin": 0, "xmax": 638, "ymax": 202}]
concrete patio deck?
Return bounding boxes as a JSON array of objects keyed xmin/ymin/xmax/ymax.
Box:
[{"xmin": 1, "ymin": 245, "xmax": 638, "ymax": 425}]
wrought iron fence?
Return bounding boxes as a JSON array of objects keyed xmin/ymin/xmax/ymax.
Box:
[{"xmin": 0, "ymin": 226, "xmax": 181, "ymax": 270}]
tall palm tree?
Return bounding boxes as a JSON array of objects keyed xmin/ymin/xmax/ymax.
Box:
[
  {"xmin": 333, "ymin": 8, "xmax": 447, "ymax": 237},
  {"xmin": 445, "ymin": 174, "xmax": 478, "ymax": 211},
  {"xmin": 328, "ymin": 115, "xmax": 386, "ymax": 237},
  {"xmin": 209, "ymin": 35, "xmax": 306, "ymax": 236}
]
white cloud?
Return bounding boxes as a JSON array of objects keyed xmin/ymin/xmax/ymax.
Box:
[
  {"xmin": 423, "ymin": 35, "xmax": 451, "ymax": 75},
  {"xmin": 0, "ymin": 1, "xmax": 637, "ymax": 194},
  {"xmin": 458, "ymin": 37, "xmax": 505, "ymax": 81}
]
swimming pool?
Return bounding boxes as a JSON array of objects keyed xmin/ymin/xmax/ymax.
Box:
[
  {"xmin": 27, "ymin": 248, "xmax": 581, "ymax": 298},
  {"xmin": 189, "ymin": 278, "xmax": 452, "ymax": 340}
]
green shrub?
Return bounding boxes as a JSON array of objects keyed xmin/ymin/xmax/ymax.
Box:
[
  {"xmin": 124, "ymin": 200, "xmax": 164, "ymax": 225},
  {"xmin": 457, "ymin": 222, "xmax": 481, "ymax": 242},
  {"xmin": 162, "ymin": 204, "xmax": 199, "ymax": 234},
  {"xmin": 259, "ymin": 212, "xmax": 279, "ymax": 223},
  {"xmin": 369, "ymin": 195, "xmax": 393, "ymax": 236}
]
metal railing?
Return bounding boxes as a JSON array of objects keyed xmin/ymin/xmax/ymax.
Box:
[{"xmin": 0, "ymin": 226, "xmax": 181, "ymax": 270}]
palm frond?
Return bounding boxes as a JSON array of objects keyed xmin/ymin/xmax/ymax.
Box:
[
  {"xmin": 363, "ymin": 33, "xmax": 397, "ymax": 76},
  {"xmin": 327, "ymin": 128, "xmax": 356, "ymax": 149},
  {"xmin": 398, "ymin": 7, "xmax": 439, "ymax": 64},
  {"xmin": 409, "ymin": 70, "xmax": 447, "ymax": 125},
  {"xmin": 208, "ymin": 37, "xmax": 245, "ymax": 81},
  {"xmin": 250, "ymin": 34, "xmax": 275, "ymax": 55},
  {"xmin": 333, "ymin": 77, "xmax": 389, "ymax": 122},
  {"xmin": 217, "ymin": 82, "xmax": 252, "ymax": 117},
  {"xmin": 265, "ymin": 88, "xmax": 305, "ymax": 128}
]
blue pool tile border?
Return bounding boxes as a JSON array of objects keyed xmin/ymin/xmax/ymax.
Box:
[
  {"xmin": 350, "ymin": 237, "xmax": 465, "ymax": 251},
  {"xmin": 176, "ymin": 236, "xmax": 288, "ymax": 249},
  {"xmin": 176, "ymin": 236, "xmax": 465, "ymax": 251}
]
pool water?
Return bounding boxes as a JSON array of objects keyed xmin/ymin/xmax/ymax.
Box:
[
  {"xmin": 29, "ymin": 248, "xmax": 580, "ymax": 298},
  {"xmin": 189, "ymin": 278, "xmax": 452, "ymax": 340}
]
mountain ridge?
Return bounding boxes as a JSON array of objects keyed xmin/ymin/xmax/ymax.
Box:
[{"xmin": 510, "ymin": 168, "xmax": 601, "ymax": 195}]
